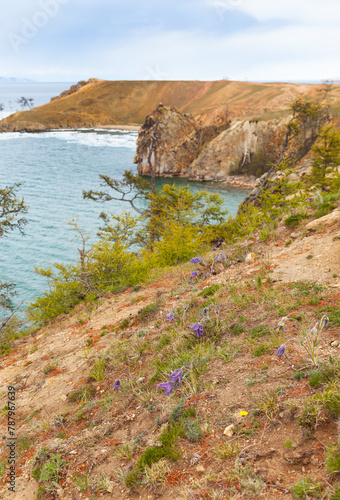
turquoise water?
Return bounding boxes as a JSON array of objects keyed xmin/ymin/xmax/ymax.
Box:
[{"xmin": 0, "ymin": 122, "xmax": 248, "ymax": 311}]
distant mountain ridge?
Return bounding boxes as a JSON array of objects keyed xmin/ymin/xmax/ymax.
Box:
[{"xmin": 0, "ymin": 77, "xmax": 35, "ymax": 84}]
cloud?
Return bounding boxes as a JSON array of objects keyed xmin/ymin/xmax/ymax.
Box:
[
  {"xmin": 208, "ymin": 0, "xmax": 340, "ymax": 25},
  {"xmin": 0, "ymin": 0, "xmax": 339, "ymax": 81}
]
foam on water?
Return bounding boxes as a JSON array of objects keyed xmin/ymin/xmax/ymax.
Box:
[{"xmin": 0, "ymin": 129, "xmax": 138, "ymax": 149}]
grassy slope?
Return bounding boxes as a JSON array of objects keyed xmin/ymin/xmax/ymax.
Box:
[
  {"xmin": 2, "ymin": 80, "xmax": 340, "ymax": 129},
  {"xmin": 0, "ymin": 203, "xmax": 339, "ymax": 499}
]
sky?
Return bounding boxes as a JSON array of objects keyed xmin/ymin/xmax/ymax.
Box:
[{"xmin": 0, "ymin": 0, "xmax": 339, "ymax": 82}]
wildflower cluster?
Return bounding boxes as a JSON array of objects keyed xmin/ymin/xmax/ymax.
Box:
[
  {"xmin": 300, "ymin": 315, "xmax": 329, "ymax": 367},
  {"xmin": 190, "ymin": 257, "xmax": 201, "ymax": 265},
  {"xmin": 188, "ymin": 323, "xmax": 204, "ymax": 337},
  {"xmin": 214, "ymin": 251, "xmax": 227, "ymax": 264},
  {"xmin": 276, "ymin": 315, "xmax": 329, "ymax": 367},
  {"xmin": 157, "ymin": 369, "xmax": 183, "ymax": 396},
  {"xmin": 190, "ymin": 257, "xmax": 203, "ymax": 280}
]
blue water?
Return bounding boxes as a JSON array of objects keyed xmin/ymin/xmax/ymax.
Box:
[
  {"xmin": 0, "ymin": 84, "xmax": 248, "ymax": 310},
  {"xmin": 0, "ymin": 82, "xmax": 74, "ymax": 116}
]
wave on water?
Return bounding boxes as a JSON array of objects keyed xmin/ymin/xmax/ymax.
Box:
[{"xmin": 0, "ymin": 128, "xmax": 138, "ymax": 149}]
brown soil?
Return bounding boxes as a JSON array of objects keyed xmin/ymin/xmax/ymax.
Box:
[
  {"xmin": 1, "ymin": 80, "xmax": 340, "ymax": 131},
  {"xmin": 0, "ymin": 208, "xmax": 339, "ymax": 499}
]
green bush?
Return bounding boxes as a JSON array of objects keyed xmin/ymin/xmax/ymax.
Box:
[
  {"xmin": 326, "ymin": 441, "xmax": 340, "ymax": 476},
  {"xmin": 291, "ymin": 477, "xmax": 323, "ymax": 498},
  {"xmin": 198, "ymin": 284, "xmax": 221, "ymax": 298},
  {"xmin": 27, "ymin": 241, "xmax": 149, "ymax": 325},
  {"xmin": 284, "ymin": 212, "xmax": 307, "ymax": 228}
]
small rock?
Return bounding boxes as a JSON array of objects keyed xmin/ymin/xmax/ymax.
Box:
[
  {"xmin": 330, "ymin": 340, "xmax": 339, "ymax": 347},
  {"xmin": 245, "ymin": 253, "xmax": 256, "ymax": 263},
  {"xmin": 196, "ymin": 465, "xmax": 205, "ymax": 473},
  {"xmin": 290, "ymin": 232, "xmax": 299, "ymax": 239},
  {"xmin": 223, "ymin": 424, "xmax": 235, "ymax": 437}
]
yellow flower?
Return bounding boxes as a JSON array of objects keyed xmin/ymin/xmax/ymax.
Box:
[{"xmin": 239, "ymin": 411, "xmax": 248, "ymax": 416}]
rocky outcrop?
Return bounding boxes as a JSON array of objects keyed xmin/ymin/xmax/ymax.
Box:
[
  {"xmin": 50, "ymin": 79, "xmax": 99, "ymax": 102},
  {"xmin": 134, "ymin": 105, "xmax": 288, "ymax": 183},
  {"xmin": 305, "ymin": 208, "xmax": 340, "ymax": 231},
  {"xmin": 188, "ymin": 119, "xmax": 286, "ymax": 181},
  {"xmin": 0, "ymin": 120, "xmax": 47, "ymax": 132},
  {"xmin": 134, "ymin": 105, "xmax": 199, "ymax": 176}
]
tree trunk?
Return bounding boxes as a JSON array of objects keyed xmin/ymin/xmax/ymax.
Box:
[{"xmin": 147, "ymin": 112, "xmax": 159, "ymax": 194}]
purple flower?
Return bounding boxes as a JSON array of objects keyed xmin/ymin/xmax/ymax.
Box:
[
  {"xmin": 320, "ymin": 315, "xmax": 329, "ymax": 329},
  {"xmin": 166, "ymin": 313, "xmax": 175, "ymax": 323},
  {"xmin": 157, "ymin": 381, "xmax": 174, "ymax": 396},
  {"xmin": 276, "ymin": 345, "xmax": 286, "ymax": 358},
  {"xmin": 188, "ymin": 323, "xmax": 204, "ymax": 337},
  {"xmin": 191, "ymin": 271, "xmax": 198, "ymax": 278},
  {"xmin": 113, "ymin": 379, "xmax": 122, "ymax": 391},
  {"xmin": 212, "ymin": 247, "xmax": 217, "ymax": 251},
  {"xmin": 166, "ymin": 369, "xmax": 183, "ymax": 385},
  {"xmin": 158, "ymin": 368, "xmax": 183, "ymax": 396},
  {"xmin": 190, "ymin": 257, "xmax": 201, "ymax": 264},
  {"xmin": 308, "ymin": 197, "xmax": 314, "ymax": 203}
]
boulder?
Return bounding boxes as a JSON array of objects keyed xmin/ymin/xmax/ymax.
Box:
[{"xmin": 305, "ymin": 209, "xmax": 340, "ymax": 231}]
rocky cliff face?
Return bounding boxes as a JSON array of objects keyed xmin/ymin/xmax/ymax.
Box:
[
  {"xmin": 134, "ymin": 105, "xmax": 199, "ymax": 176},
  {"xmin": 134, "ymin": 105, "xmax": 287, "ymax": 183}
]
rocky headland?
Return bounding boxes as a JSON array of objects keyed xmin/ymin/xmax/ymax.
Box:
[{"xmin": 1, "ymin": 79, "xmax": 340, "ymax": 184}]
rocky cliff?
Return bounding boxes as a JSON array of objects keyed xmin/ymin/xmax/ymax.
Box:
[
  {"xmin": 134, "ymin": 105, "xmax": 199, "ymax": 177},
  {"xmin": 135, "ymin": 105, "xmax": 287, "ymax": 184}
]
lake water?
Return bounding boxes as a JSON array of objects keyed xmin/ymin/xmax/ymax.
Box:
[{"xmin": 0, "ymin": 84, "xmax": 248, "ymax": 310}]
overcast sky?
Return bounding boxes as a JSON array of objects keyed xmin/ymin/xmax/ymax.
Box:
[{"xmin": 1, "ymin": 0, "xmax": 339, "ymax": 82}]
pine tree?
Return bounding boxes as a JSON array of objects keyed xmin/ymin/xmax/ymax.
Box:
[{"xmin": 311, "ymin": 125, "xmax": 340, "ymax": 190}]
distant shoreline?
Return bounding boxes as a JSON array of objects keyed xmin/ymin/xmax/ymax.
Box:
[{"xmin": 98, "ymin": 124, "xmax": 141, "ymax": 131}]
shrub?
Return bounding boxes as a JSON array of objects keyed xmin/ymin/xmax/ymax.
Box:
[
  {"xmin": 144, "ymin": 459, "xmax": 170, "ymax": 487},
  {"xmin": 252, "ymin": 390, "xmax": 278, "ymax": 421},
  {"xmin": 284, "ymin": 212, "xmax": 307, "ymax": 228},
  {"xmin": 326, "ymin": 441, "xmax": 340, "ymax": 476},
  {"xmin": 183, "ymin": 419, "xmax": 204, "ymax": 442},
  {"xmin": 88, "ymin": 358, "xmax": 107, "ymax": 382},
  {"xmin": 230, "ymin": 323, "xmax": 245, "ymax": 336},
  {"xmin": 28, "ymin": 240, "xmax": 149, "ymax": 325},
  {"xmin": 252, "ymin": 343, "xmax": 271, "ymax": 357},
  {"xmin": 150, "ymin": 222, "xmax": 203, "ymax": 267},
  {"xmin": 68, "ymin": 385, "xmax": 95, "ymax": 404},
  {"xmin": 198, "ymin": 284, "xmax": 221, "ymax": 298},
  {"xmin": 298, "ymin": 399, "xmax": 325, "ymax": 431},
  {"xmin": 291, "ymin": 477, "xmax": 323, "ymax": 499}
]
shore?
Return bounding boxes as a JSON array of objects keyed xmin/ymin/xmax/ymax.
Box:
[{"xmin": 92, "ymin": 124, "xmax": 141, "ymax": 131}]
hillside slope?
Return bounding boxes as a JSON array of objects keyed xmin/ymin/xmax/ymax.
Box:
[
  {"xmin": 1, "ymin": 80, "xmax": 340, "ymax": 131},
  {"xmin": 0, "ymin": 205, "xmax": 339, "ymax": 499}
]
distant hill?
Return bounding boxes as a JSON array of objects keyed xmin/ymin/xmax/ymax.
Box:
[
  {"xmin": 1, "ymin": 79, "xmax": 340, "ymax": 131},
  {"xmin": 0, "ymin": 77, "xmax": 35, "ymax": 84}
]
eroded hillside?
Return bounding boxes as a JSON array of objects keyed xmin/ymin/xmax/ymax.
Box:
[
  {"xmin": 0, "ymin": 203, "xmax": 339, "ymax": 499},
  {"xmin": 1, "ymin": 80, "xmax": 340, "ymax": 132}
]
